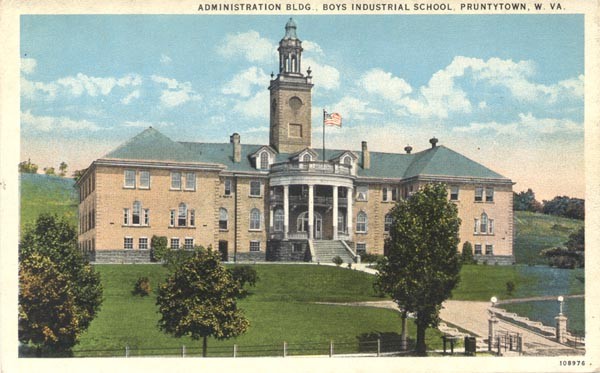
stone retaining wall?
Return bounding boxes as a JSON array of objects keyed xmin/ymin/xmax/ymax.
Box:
[{"xmin": 474, "ymin": 254, "xmax": 515, "ymax": 265}]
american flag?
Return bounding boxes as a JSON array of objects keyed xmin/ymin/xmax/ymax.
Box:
[{"xmin": 324, "ymin": 112, "xmax": 342, "ymax": 127}]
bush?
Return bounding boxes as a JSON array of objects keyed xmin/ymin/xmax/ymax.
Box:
[
  {"xmin": 505, "ymin": 281, "xmax": 516, "ymax": 295},
  {"xmin": 332, "ymin": 256, "xmax": 343, "ymax": 266},
  {"xmin": 150, "ymin": 236, "xmax": 168, "ymax": 262},
  {"xmin": 229, "ymin": 265, "xmax": 259, "ymax": 298},
  {"xmin": 461, "ymin": 242, "xmax": 475, "ymax": 264},
  {"xmin": 359, "ymin": 252, "xmax": 383, "ymax": 264},
  {"xmin": 132, "ymin": 277, "xmax": 151, "ymax": 296}
]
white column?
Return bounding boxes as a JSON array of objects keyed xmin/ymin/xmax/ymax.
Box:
[
  {"xmin": 308, "ymin": 184, "xmax": 314, "ymax": 240},
  {"xmin": 283, "ymin": 185, "xmax": 289, "ymax": 240},
  {"xmin": 347, "ymin": 187, "xmax": 353, "ymax": 240},
  {"xmin": 269, "ymin": 207, "xmax": 274, "ymax": 231},
  {"xmin": 332, "ymin": 186, "xmax": 338, "ymax": 240}
]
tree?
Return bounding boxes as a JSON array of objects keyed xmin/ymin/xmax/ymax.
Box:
[
  {"xmin": 43, "ymin": 167, "xmax": 55, "ymax": 175},
  {"xmin": 19, "ymin": 159, "xmax": 38, "ymax": 174},
  {"xmin": 59, "ymin": 162, "xmax": 68, "ymax": 177},
  {"xmin": 542, "ymin": 196, "xmax": 584, "ymax": 220},
  {"xmin": 376, "ymin": 183, "xmax": 462, "ymax": 355},
  {"xmin": 156, "ymin": 247, "xmax": 249, "ymax": 357},
  {"xmin": 461, "ymin": 241, "xmax": 475, "ymax": 264},
  {"xmin": 72, "ymin": 168, "xmax": 87, "ymax": 182},
  {"xmin": 513, "ymin": 189, "xmax": 542, "ymax": 212},
  {"xmin": 229, "ymin": 265, "xmax": 259, "ymax": 298},
  {"xmin": 541, "ymin": 226, "xmax": 585, "ymax": 268},
  {"xmin": 19, "ymin": 214, "xmax": 103, "ymax": 353}
]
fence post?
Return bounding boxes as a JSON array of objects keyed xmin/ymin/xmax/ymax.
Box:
[
  {"xmin": 233, "ymin": 344, "xmax": 237, "ymax": 358},
  {"xmin": 496, "ymin": 337, "xmax": 501, "ymax": 356},
  {"xmin": 329, "ymin": 340, "xmax": 334, "ymax": 357},
  {"xmin": 283, "ymin": 341, "xmax": 287, "ymax": 358},
  {"xmin": 125, "ymin": 345, "xmax": 130, "ymax": 358},
  {"xmin": 377, "ymin": 338, "xmax": 381, "ymax": 357},
  {"xmin": 182, "ymin": 345, "xmax": 186, "ymax": 357}
]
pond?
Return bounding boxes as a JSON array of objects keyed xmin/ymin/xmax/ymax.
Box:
[{"xmin": 502, "ymin": 297, "xmax": 584, "ymax": 337}]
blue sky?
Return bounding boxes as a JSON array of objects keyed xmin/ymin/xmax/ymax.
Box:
[{"xmin": 20, "ymin": 15, "xmax": 584, "ymax": 199}]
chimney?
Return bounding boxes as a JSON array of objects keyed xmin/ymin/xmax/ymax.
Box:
[
  {"xmin": 404, "ymin": 145, "xmax": 413, "ymax": 154},
  {"xmin": 230, "ymin": 133, "xmax": 241, "ymax": 163},
  {"xmin": 429, "ymin": 137, "xmax": 438, "ymax": 148},
  {"xmin": 361, "ymin": 141, "xmax": 370, "ymax": 169}
]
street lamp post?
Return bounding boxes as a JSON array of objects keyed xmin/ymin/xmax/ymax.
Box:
[
  {"xmin": 488, "ymin": 296, "xmax": 498, "ymax": 352},
  {"xmin": 555, "ymin": 295, "xmax": 567, "ymax": 344}
]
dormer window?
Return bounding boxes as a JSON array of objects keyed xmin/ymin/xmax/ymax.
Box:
[
  {"xmin": 303, "ymin": 153, "xmax": 311, "ymax": 163},
  {"xmin": 260, "ymin": 152, "xmax": 269, "ymax": 170},
  {"xmin": 343, "ymin": 156, "xmax": 351, "ymax": 166}
]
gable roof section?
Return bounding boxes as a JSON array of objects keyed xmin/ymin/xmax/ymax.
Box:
[{"xmin": 103, "ymin": 127, "xmax": 200, "ymax": 163}]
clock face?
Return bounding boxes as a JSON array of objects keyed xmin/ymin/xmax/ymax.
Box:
[{"xmin": 288, "ymin": 96, "xmax": 303, "ymax": 111}]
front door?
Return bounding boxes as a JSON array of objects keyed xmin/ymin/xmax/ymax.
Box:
[
  {"xmin": 314, "ymin": 215, "xmax": 322, "ymax": 239},
  {"xmin": 218, "ymin": 240, "xmax": 228, "ymax": 262}
]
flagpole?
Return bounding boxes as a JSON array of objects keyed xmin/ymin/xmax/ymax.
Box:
[{"xmin": 322, "ymin": 109, "xmax": 326, "ymax": 162}]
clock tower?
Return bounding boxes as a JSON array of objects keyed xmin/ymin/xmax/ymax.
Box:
[{"xmin": 269, "ymin": 18, "xmax": 314, "ymax": 153}]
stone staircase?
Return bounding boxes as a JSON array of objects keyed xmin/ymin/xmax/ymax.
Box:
[{"xmin": 312, "ymin": 240, "xmax": 355, "ymax": 264}]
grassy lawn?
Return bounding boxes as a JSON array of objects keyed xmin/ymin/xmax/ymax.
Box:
[
  {"xmin": 75, "ymin": 264, "xmax": 443, "ymax": 357},
  {"xmin": 513, "ymin": 211, "xmax": 583, "ymax": 265},
  {"xmin": 20, "ymin": 173, "xmax": 78, "ymax": 232}
]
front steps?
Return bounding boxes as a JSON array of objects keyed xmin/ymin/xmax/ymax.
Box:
[{"xmin": 312, "ymin": 240, "xmax": 355, "ymax": 264}]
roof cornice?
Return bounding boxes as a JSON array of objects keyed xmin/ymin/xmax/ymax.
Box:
[{"xmin": 96, "ymin": 158, "xmax": 226, "ymax": 171}]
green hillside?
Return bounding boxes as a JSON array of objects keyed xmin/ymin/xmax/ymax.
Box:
[
  {"xmin": 513, "ymin": 211, "xmax": 584, "ymax": 265},
  {"xmin": 19, "ymin": 173, "xmax": 78, "ymax": 232},
  {"xmin": 18, "ymin": 174, "xmax": 584, "ymax": 265}
]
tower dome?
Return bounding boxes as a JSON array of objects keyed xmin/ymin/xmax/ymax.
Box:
[{"xmin": 284, "ymin": 18, "xmax": 298, "ymax": 39}]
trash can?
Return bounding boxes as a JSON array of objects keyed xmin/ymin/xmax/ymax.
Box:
[{"xmin": 464, "ymin": 336, "xmax": 476, "ymax": 356}]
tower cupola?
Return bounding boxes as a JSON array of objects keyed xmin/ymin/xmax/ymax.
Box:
[{"xmin": 278, "ymin": 18, "xmax": 303, "ymax": 75}]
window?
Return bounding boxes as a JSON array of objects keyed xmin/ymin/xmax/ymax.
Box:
[
  {"xmin": 224, "ymin": 179, "xmax": 232, "ymax": 196},
  {"xmin": 219, "ymin": 208, "xmax": 228, "ymax": 230},
  {"xmin": 250, "ymin": 241, "xmax": 261, "ymax": 252},
  {"xmin": 124, "ymin": 170, "xmax": 136, "ymax": 188},
  {"xmin": 356, "ymin": 211, "xmax": 367, "ymax": 233},
  {"xmin": 384, "ymin": 214, "xmax": 393, "ymax": 233},
  {"xmin": 184, "ymin": 238, "xmax": 194, "ymax": 250},
  {"xmin": 171, "ymin": 238, "xmax": 180, "ymax": 250},
  {"xmin": 124, "ymin": 237, "xmax": 133, "ymax": 250},
  {"xmin": 170, "ymin": 209, "xmax": 175, "ymax": 227},
  {"xmin": 274, "ymin": 209, "xmax": 284, "ymax": 232},
  {"xmin": 260, "ymin": 152, "xmax": 269, "ymax": 169},
  {"xmin": 485, "ymin": 244, "xmax": 493, "ymax": 255},
  {"xmin": 480, "ymin": 213, "xmax": 488, "ymax": 234},
  {"xmin": 302, "ymin": 153, "xmax": 311, "ymax": 162},
  {"xmin": 474, "ymin": 219, "xmax": 479, "ymax": 234},
  {"xmin": 356, "ymin": 243, "xmax": 367, "ymax": 255},
  {"xmin": 250, "ymin": 181, "xmax": 261, "ymax": 197},
  {"xmin": 250, "ymin": 208, "xmax": 261, "ymax": 230},
  {"xmin": 343, "ymin": 156, "xmax": 351, "ymax": 166},
  {"xmin": 139, "ymin": 237, "xmax": 148, "ymax": 250},
  {"xmin": 488, "ymin": 219, "xmax": 494, "ymax": 234},
  {"xmin": 486, "ymin": 188, "xmax": 494, "ymax": 202},
  {"xmin": 474, "ymin": 244, "xmax": 482, "ymax": 255},
  {"xmin": 139, "ymin": 171, "xmax": 150, "ymax": 189},
  {"xmin": 189, "ymin": 209, "xmax": 195, "ymax": 227},
  {"xmin": 178, "ymin": 203, "xmax": 187, "ymax": 227},
  {"xmin": 337, "ymin": 211, "xmax": 345, "ymax": 233},
  {"xmin": 356, "ymin": 186, "xmax": 368, "ymax": 201},
  {"xmin": 297, "ymin": 212, "xmax": 309, "ymax": 232},
  {"xmin": 171, "ymin": 172, "xmax": 181, "ymax": 190},
  {"xmin": 450, "ymin": 186, "xmax": 459, "ymax": 201},
  {"xmin": 391, "ymin": 188, "xmax": 398, "ymax": 201},
  {"xmin": 382, "ymin": 187, "xmax": 389, "ymax": 202},
  {"xmin": 185, "ymin": 172, "xmax": 196, "ymax": 191},
  {"xmin": 144, "ymin": 209, "xmax": 150, "ymax": 226},
  {"xmin": 475, "ymin": 187, "xmax": 483, "ymax": 202},
  {"xmin": 123, "ymin": 208, "xmax": 130, "ymax": 225},
  {"xmin": 132, "ymin": 201, "xmax": 141, "ymax": 225}
]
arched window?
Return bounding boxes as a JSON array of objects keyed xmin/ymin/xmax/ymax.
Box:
[
  {"xmin": 178, "ymin": 203, "xmax": 187, "ymax": 227},
  {"xmin": 480, "ymin": 213, "xmax": 488, "ymax": 234},
  {"xmin": 384, "ymin": 213, "xmax": 393, "ymax": 233},
  {"xmin": 260, "ymin": 152, "xmax": 269, "ymax": 170},
  {"xmin": 132, "ymin": 201, "xmax": 141, "ymax": 225},
  {"xmin": 297, "ymin": 211, "xmax": 309, "ymax": 232},
  {"xmin": 357, "ymin": 211, "xmax": 368, "ymax": 233},
  {"xmin": 343, "ymin": 156, "xmax": 351, "ymax": 166},
  {"xmin": 219, "ymin": 208, "xmax": 228, "ymax": 230},
  {"xmin": 303, "ymin": 153, "xmax": 311, "ymax": 163},
  {"xmin": 274, "ymin": 209, "xmax": 284, "ymax": 232},
  {"xmin": 250, "ymin": 208, "xmax": 261, "ymax": 230}
]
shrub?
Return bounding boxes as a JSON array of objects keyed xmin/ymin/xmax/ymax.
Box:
[
  {"xmin": 505, "ymin": 281, "xmax": 516, "ymax": 295},
  {"xmin": 132, "ymin": 277, "xmax": 151, "ymax": 296},
  {"xmin": 150, "ymin": 236, "xmax": 168, "ymax": 262},
  {"xmin": 360, "ymin": 252, "xmax": 383, "ymax": 264},
  {"xmin": 461, "ymin": 242, "xmax": 475, "ymax": 264},
  {"xmin": 332, "ymin": 256, "xmax": 343, "ymax": 266},
  {"xmin": 229, "ymin": 265, "xmax": 259, "ymax": 298}
]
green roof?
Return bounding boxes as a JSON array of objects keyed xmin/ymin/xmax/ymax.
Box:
[{"xmin": 101, "ymin": 127, "xmax": 509, "ymax": 181}]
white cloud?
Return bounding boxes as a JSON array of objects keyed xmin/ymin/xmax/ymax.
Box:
[
  {"xmin": 453, "ymin": 113, "xmax": 582, "ymax": 135},
  {"xmin": 160, "ymin": 54, "xmax": 172, "ymax": 65},
  {"xmin": 478, "ymin": 101, "xmax": 488, "ymax": 109},
  {"xmin": 302, "ymin": 40, "xmax": 323, "ymax": 55},
  {"xmin": 56, "ymin": 73, "xmax": 142, "ymax": 97},
  {"xmin": 218, "ymin": 30, "xmax": 275, "ymax": 63},
  {"xmin": 222, "ymin": 67, "xmax": 269, "ymax": 97},
  {"xmin": 358, "ymin": 68, "xmax": 412, "ymax": 102},
  {"xmin": 151, "ymin": 75, "xmax": 201, "ymax": 108},
  {"xmin": 303, "ymin": 57, "xmax": 340, "ymax": 90},
  {"xmin": 121, "ymin": 89, "xmax": 140, "ymax": 104},
  {"xmin": 329, "ymin": 96, "xmax": 382, "ymax": 121},
  {"xmin": 232, "ymin": 90, "xmax": 269, "ymax": 119},
  {"xmin": 21, "ymin": 77, "xmax": 58, "ymax": 100},
  {"xmin": 21, "ymin": 110, "xmax": 101, "ymax": 132},
  {"xmin": 21, "ymin": 58, "xmax": 37, "ymax": 74},
  {"xmin": 123, "ymin": 120, "xmax": 174, "ymax": 128}
]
